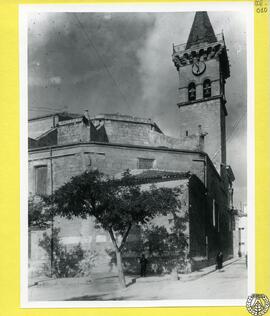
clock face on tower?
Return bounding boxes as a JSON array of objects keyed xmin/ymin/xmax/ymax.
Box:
[{"xmin": 192, "ymin": 61, "xmax": 206, "ymax": 76}]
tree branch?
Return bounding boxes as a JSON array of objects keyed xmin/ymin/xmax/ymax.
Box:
[
  {"xmin": 119, "ymin": 223, "xmax": 132, "ymax": 252},
  {"xmin": 108, "ymin": 227, "xmax": 119, "ymax": 251}
]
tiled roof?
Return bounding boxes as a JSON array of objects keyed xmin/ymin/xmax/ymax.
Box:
[{"xmin": 114, "ymin": 169, "xmax": 191, "ymax": 184}]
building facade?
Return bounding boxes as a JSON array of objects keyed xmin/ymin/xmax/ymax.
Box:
[{"xmin": 28, "ymin": 11, "xmax": 236, "ymax": 276}]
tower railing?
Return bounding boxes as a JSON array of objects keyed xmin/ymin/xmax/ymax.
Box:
[{"xmin": 173, "ymin": 32, "xmax": 224, "ymax": 54}]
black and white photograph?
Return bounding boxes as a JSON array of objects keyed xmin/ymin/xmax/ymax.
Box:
[{"xmin": 20, "ymin": 3, "xmax": 254, "ymax": 307}]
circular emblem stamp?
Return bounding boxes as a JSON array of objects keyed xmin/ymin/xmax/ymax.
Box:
[{"xmin": 246, "ymin": 294, "xmax": 270, "ymax": 316}]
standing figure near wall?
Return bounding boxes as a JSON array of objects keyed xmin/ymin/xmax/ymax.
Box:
[{"xmin": 216, "ymin": 251, "xmax": 223, "ymax": 271}]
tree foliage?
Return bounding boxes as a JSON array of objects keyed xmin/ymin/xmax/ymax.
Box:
[
  {"xmin": 48, "ymin": 169, "xmax": 181, "ymax": 286},
  {"xmin": 51, "ymin": 169, "xmax": 180, "ymax": 251},
  {"xmin": 28, "ymin": 194, "xmax": 52, "ymax": 229},
  {"xmin": 39, "ymin": 228, "xmax": 97, "ymax": 278}
]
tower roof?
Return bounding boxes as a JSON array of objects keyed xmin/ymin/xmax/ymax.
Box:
[{"xmin": 186, "ymin": 11, "xmax": 217, "ymax": 49}]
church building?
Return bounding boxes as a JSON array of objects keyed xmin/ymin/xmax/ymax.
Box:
[{"xmin": 28, "ymin": 12, "xmax": 236, "ymax": 275}]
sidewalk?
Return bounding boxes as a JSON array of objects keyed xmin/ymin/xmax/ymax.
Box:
[
  {"xmin": 134, "ymin": 257, "xmax": 240, "ymax": 283},
  {"xmin": 29, "ymin": 257, "xmax": 240, "ymax": 287},
  {"xmin": 28, "ymin": 257, "xmax": 243, "ymax": 301},
  {"xmin": 178, "ymin": 256, "xmax": 241, "ymax": 281}
]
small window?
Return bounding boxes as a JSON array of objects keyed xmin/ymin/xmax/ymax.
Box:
[
  {"xmin": 188, "ymin": 82, "xmax": 196, "ymax": 101},
  {"xmin": 212, "ymin": 199, "xmax": 216, "ymax": 227},
  {"xmin": 185, "ymin": 130, "xmax": 189, "ymax": 136},
  {"xmin": 212, "ymin": 199, "xmax": 219, "ymax": 231},
  {"xmin": 35, "ymin": 165, "xmax": 48, "ymax": 195},
  {"xmin": 138, "ymin": 158, "xmax": 154, "ymax": 169},
  {"xmin": 203, "ymin": 79, "xmax": 211, "ymax": 98},
  {"xmin": 228, "ymin": 217, "xmax": 232, "ymax": 231}
]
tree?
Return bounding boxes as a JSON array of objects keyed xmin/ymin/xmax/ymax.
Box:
[{"xmin": 49, "ymin": 169, "xmax": 181, "ymax": 287}]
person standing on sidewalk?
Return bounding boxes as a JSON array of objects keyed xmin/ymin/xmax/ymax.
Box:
[
  {"xmin": 140, "ymin": 254, "xmax": 148, "ymax": 277},
  {"xmin": 216, "ymin": 251, "xmax": 223, "ymax": 271}
]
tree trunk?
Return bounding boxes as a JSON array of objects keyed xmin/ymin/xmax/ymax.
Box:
[
  {"xmin": 108, "ymin": 228, "xmax": 126, "ymax": 288},
  {"xmin": 115, "ymin": 247, "xmax": 126, "ymax": 288}
]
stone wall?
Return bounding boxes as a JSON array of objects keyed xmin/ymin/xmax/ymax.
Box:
[
  {"xmin": 57, "ymin": 119, "xmax": 91, "ymax": 145},
  {"xmin": 28, "ymin": 143, "xmax": 206, "ymax": 193},
  {"xmin": 205, "ymin": 159, "xmax": 234, "ymax": 261},
  {"xmin": 178, "ymin": 99, "xmax": 224, "ymax": 172},
  {"xmin": 188, "ymin": 176, "xmax": 207, "ymax": 259},
  {"xmin": 103, "ymin": 119, "xmax": 153, "ymax": 146},
  {"xmin": 29, "ymin": 113, "xmax": 202, "ymax": 152}
]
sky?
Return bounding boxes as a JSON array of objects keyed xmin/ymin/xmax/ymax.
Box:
[{"xmin": 28, "ymin": 11, "xmax": 247, "ymax": 208}]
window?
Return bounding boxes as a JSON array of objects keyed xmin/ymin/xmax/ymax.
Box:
[
  {"xmin": 212, "ymin": 199, "xmax": 216, "ymax": 227},
  {"xmin": 203, "ymin": 79, "xmax": 211, "ymax": 98},
  {"xmin": 229, "ymin": 216, "xmax": 232, "ymax": 231},
  {"xmin": 188, "ymin": 82, "xmax": 196, "ymax": 101},
  {"xmin": 138, "ymin": 158, "xmax": 155, "ymax": 169},
  {"xmin": 35, "ymin": 165, "xmax": 48, "ymax": 195},
  {"xmin": 212, "ymin": 199, "xmax": 219, "ymax": 231}
]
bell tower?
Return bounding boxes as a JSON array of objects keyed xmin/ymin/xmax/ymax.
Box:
[{"xmin": 172, "ymin": 11, "xmax": 230, "ymax": 173}]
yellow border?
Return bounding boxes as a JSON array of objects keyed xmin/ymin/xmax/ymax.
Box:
[{"xmin": 0, "ymin": 0, "xmax": 269, "ymax": 315}]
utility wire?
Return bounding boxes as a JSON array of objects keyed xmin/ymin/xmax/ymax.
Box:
[
  {"xmin": 29, "ymin": 108, "xmax": 63, "ymax": 113},
  {"xmin": 70, "ymin": 12, "xmax": 130, "ymax": 109},
  {"xmin": 211, "ymin": 109, "xmax": 247, "ymax": 161},
  {"xmin": 226, "ymin": 109, "xmax": 247, "ymax": 144},
  {"xmin": 29, "ymin": 17, "xmax": 67, "ymax": 117},
  {"xmin": 29, "ymin": 14, "xmax": 130, "ymax": 117}
]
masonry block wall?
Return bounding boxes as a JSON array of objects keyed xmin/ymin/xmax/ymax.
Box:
[
  {"xmin": 178, "ymin": 100, "xmax": 225, "ymax": 171},
  {"xmin": 177, "ymin": 58, "xmax": 221, "ymax": 104},
  {"xmin": 29, "ymin": 113, "xmax": 203, "ymax": 152},
  {"xmin": 28, "ymin": 144, "xmax": 207, "ymax": 193},
  {"xmin": 91, "ymin": 115, "xmax": 201, "ymax": 150},
  {"xmin": 57, "ymin": 119, "xmax": 91, "ymax": 144},
  {"xmin": 188, "ymin": 176, "xmax": 207, "ymax": 259},
  {"xmin": 205, "ymin": 159, "xmax": 234, "ymax": 261}
]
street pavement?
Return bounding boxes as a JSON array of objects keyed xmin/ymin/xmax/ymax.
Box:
[{"xmin": 29, "ymin": 258, "xmax": 247, "ymax": 301}]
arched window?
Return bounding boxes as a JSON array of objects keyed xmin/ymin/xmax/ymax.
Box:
[
  {"xmin": 188, "ymin": 82, "xmax": 196, "ymax": 101},
  {"xmin": 203, "ymin": 79, "xmax": 211, "ymax": 98}
]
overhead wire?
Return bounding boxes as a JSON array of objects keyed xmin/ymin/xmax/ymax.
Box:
[
  {"xmin": 70, "ymin": 12, "xmax": 130, "ymax": 109},
  {"xmin": 29, "ymin": 13, "xmax": 130, "ymax": 117},
  {"xmin": 211, "ymin": 108, "xmax": 247, "ymax": 161},
  {"xmin": 29, "ymin": 16, "xmax": 68, "ymax": 117}
]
